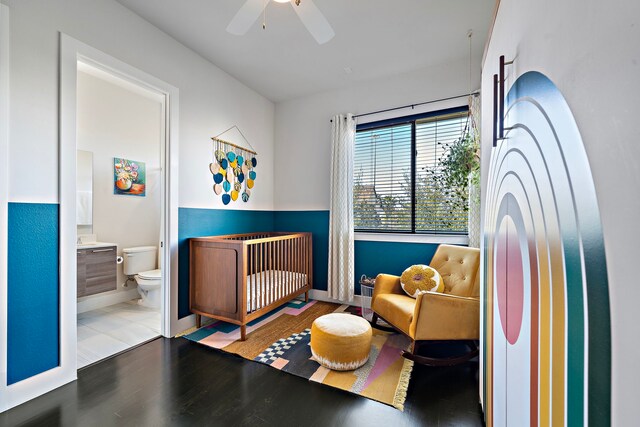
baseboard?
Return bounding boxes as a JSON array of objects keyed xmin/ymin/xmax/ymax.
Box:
[
  {"xmin": 308, "ymin": 290, "xmax": 363, "ymax": 307},
  {"xmin": 77, "ymin": 288, "xmax": 140, "ymax": 314},
  {"xmin": 173, "ymin": 313, "xmax": 196, "ymax": 337}
]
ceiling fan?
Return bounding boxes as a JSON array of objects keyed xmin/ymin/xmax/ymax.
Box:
[{"xmin": 227, "ymin": 0, "xmax": 335, "ymax": 45}]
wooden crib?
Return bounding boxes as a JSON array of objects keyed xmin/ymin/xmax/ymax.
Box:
[{"xmin": 189, "ymin": 232, "xmax": 313, "ymax": 340}]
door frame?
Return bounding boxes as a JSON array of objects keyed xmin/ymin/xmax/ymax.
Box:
[
  {"xmin": 60, "ymin": 33, "xmax": 181, "ymax": 337},
  {"xmin": 0, "ymin": 3, "xmax": 10, "ymax": 412},
  {"xmin": 1, "ymin": 32, "xmax": 180, "ymax": 411}
]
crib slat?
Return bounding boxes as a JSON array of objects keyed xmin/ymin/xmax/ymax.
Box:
[
  {"xmin": 273, "ymin": 239, "xmax": 277, "ymax": 303},
  {"xmin": 287, "ymin": 239, "xmax": 293, "ymax": 295},
  {"xmin": 278, "ymin": 239, "xmax": 282, "ymax": 301},
  {"xmin": 284, "ymin": 239, "xmax": 288, "ymax": 298},
  {"xmin": 270, "ymin": 239, "xmax": 275, "ymax": 306},
  {"xmin": 256, "ymin": 243, "xmax": 264, "ymax": 309},
  {"xmin": 254, "ymin": 243, "xmax": 258, "ymax": 312},
  {"xmin": 252, "ymin": 243, "xmax": 256, "ymax": 313},
  {"xmin": 298, "ymin": 236, "xmax": 302, "ymax": 290},
  {"xmin": 267, "ymin": 240, "xmax": 271, "ymax": 308},
  {"xmin": 265, "ymin": 241, "xmax": 269, "ymax": 309},
  {"xmin": 254, "ymin": 242, "xmax": 257, "ymax": 312},
  {"xmin": 295, "ymin": 237, "xmax": 298, "ymax": 290},
  {"xmin": 273, "ymin": 239, "xmax": 277, "ymax": 305},
  {"xmin": 263, "ymin": 241, "xmax": 267, "ymax": 309}
]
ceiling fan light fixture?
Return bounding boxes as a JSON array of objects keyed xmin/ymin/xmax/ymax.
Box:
[{"xmin": 228, "ymin": 0, "xmax": 333, "ymax": 44}]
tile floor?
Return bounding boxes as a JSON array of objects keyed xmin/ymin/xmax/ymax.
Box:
[{"xmin": 77, "ymin": 300, "xmax": 161, "ymax": 368}]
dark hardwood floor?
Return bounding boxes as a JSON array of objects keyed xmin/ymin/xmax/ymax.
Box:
[{"xmin": 1, "ymin": 338, "xmax": 484, "ymax": 426}]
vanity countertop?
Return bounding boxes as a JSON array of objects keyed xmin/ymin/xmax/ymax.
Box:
[{"xmin": 77, "ymin": 242, "xmax": 118, "ymax": 250}]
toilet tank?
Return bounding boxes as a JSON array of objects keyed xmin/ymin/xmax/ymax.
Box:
[{"xmin": 122, "ymin": 246, "xmax": 157, "ymax": 276}]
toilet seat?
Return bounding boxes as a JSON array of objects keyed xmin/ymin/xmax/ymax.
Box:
[{"xmin": 137, "ymin": 269, "xmax": 161, "ymax": 281}]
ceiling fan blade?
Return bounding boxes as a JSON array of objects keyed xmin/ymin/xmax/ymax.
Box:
[
  {"xmin": 227, "ymin": 0, "xmax": 267, "ymax": 35},
  {"xmin": 291, "ymin": 0, "xmax": 335, "ymax": 45}
]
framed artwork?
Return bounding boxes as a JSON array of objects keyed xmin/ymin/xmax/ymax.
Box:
[{"xmin": 114, "ymin": 157, "xmax": 146, "ymax": 196}]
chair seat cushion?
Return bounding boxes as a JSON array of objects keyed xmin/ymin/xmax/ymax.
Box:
[{"xmin": 372, "ymin": 293, "xmax": 416, "ymax": 336}]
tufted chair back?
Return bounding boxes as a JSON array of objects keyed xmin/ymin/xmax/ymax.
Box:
[{"xmin": 429, "ymin": 245, "xmax": 480, "ymax": 298}]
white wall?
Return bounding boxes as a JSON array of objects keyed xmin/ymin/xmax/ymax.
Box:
[
  {"xmin": 274, "ymin": 56, "xmax": 481, "ymax": 211},
  {"xmin": 481, "ymin": 0, "xmax": 640, "ymax": 424},
  {"xmin": 2, "ymin": 0, "xmax": 275, "ymax": 210},
  {"xmin": 77, "ymin": 69, "xmax": 162, "ymax": 299}
]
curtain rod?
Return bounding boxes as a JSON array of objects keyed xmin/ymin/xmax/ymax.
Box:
[{"xmin": 329, "ymin": 91, "xmax": 479, "ymax": 122}]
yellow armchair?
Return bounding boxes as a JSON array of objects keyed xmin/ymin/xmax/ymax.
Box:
[{"xmin": 371, "ymin": 244, "xmax": 481, "ymax": 365}]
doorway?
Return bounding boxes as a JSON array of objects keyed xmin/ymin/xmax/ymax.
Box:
[
  {"xmin": 59, "ymin": 35, "xmax": 180, "ymax": 376},
  {"xmin": 74, "ymin": 62, "xmax": 165, "ymax": 368}
]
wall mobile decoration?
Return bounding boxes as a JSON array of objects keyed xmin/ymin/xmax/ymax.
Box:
[{"xmin": 210, "ymin": 126, "xmax": 258, "ymax": 205}]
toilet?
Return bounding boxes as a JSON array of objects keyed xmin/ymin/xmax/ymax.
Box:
[{"xmin": 122, "ymin": 246, "xmax": 162, "ymax": 308}]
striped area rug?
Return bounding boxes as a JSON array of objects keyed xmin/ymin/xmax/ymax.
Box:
[{"xmin": 182, "ymin": 300, "xmax": 413, "ymax": 410}]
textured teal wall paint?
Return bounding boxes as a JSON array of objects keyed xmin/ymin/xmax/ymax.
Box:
[
  {"xmin": 178, "ymin": 208, "xmax": 275, "ymax": 318},
  {"xmin": 354, "ymin": 240, "xmax": 439, "ymax": 294},
  {"xmin": 7, "ymin": 203, "xmax": 60, "ymax": 385},
  {"xmin": 273, "ymin": 211, "xmax": 330, "ymax": 292}
]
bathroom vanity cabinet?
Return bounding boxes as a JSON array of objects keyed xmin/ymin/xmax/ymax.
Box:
[{"xmin": 77, "ymin": 245, "xmax": 117, "ymax": 297}]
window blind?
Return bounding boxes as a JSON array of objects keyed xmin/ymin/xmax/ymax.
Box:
[
  {"xmin": 354, "ymin": 123, "xmax": 412, "ymax": 231},
  {"xmin": 353, "ymin": 108, "xmax": 469, "ymax": 234},
  {"xmin": 415, "ymin": 112, "xmax": 468, "ymax": 233}
]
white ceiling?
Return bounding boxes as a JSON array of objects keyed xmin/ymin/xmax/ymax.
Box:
[{"xmin": 116, "ymin": 0, "xmax": 494, "ymax": 103}]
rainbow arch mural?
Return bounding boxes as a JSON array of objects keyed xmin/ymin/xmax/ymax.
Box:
[{"xmin": 483, "ymin": 72, "xmax": 611, "ymax": 426}]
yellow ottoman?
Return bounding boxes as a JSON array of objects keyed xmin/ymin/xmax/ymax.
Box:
[{"xmin": 310, "ymin": 313, "xmax": 373, "ymax": 371}]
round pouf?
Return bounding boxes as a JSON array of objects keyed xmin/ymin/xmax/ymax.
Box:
[{"xmin": 310, "ymin": 313, "xmax": 372, "ymax": 371}]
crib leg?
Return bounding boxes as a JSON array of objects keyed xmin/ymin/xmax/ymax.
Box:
[
  {"xmin": 305, "ymin": 291, "xmax": 309, "ymax": 302},
  {"xmin": 196, "ymin": 314, "xmax": 201, "ymax": 328},
  {"xmin": 240, "ymin": 325, "xmax": 247, "ymax": 341}
]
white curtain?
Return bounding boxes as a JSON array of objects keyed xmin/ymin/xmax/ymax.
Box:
[{"xmin": 328, "ymin": 113, "xmax": 356, "ymax": 302}]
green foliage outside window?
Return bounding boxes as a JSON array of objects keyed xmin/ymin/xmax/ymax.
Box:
[{"xmin": 353, "ymin": 111, "xmax": 479, "ymax": 234}]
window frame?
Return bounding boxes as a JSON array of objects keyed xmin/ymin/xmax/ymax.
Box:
[{"xmin": 354, "ymin": 105, "xmax": 470, "ymax": 237}]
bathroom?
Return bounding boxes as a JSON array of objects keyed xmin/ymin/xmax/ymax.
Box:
[{"xmin": 75, "ymin": 62, "xmax": 164, "ymax": 368}]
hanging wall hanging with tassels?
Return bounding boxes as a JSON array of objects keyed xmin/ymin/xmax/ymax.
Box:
[{"xmin": 210, "ymin": 126, "xmax": 258, "ymax": 205}]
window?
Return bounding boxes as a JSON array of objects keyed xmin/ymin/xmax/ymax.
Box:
[{"xmin": 353, "ymin": 106, "xmax": 470, "ymax": 234}]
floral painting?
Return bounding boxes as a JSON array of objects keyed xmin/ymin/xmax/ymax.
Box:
[{"xmin": 114, "ymin": 158, "xmax": 146, "ymax": 196}]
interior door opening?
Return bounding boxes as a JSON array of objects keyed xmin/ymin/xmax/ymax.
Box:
[{"xmin": 74, "ymin": 61, "xmax": 166, "ymax": 369}]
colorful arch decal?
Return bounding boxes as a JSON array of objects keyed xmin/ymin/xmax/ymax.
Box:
[{"xmin": 483, "ymin": 72, "xmax": 611, "ymax": 426}]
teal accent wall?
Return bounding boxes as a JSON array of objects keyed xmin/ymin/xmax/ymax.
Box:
[
  {"xmin": 178, "ymin": 208, "xmax": 449, "ymax": 318},
  {"xmin": 273, "ymin": 211, "xmax": 440, "ymax": 294},
  {"xmin": 178, "ymin": 208, "xmax": 275, "ymax": 318},
  {"xmin": 354, "ymin": 240, "xmax": 439, "ymax": 294},
  {"xmin": 273, "ymin": 211, "xmax": 330, "ymax": 292},
  {"xmin": 2, "ymin": 201, "xmax": 447, "ymax": 385},
  {"xmin": 7, "ymin": 202, "xmax": 60, "ymax": 385}
]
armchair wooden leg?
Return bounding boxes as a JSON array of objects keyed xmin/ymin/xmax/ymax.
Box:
[
  {"xmin": 240, "ymin": 325, "xmax": 247, "ymax": 341},
  {"xmin": 402, "ymin": 341, "xmax": 479, "ymax": 366},
  {"xmin": 370, "ymin": 312, "xmax": 403, "ymax": 333},
  {"xmin": 196, "ymin": 314, "xmax": 201, "ymax": 329}
]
